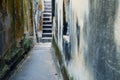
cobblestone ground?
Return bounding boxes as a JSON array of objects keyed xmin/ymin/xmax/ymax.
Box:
[{"xmin": 10, "ymin": 43, "xmax": 59, "ymax": 80}]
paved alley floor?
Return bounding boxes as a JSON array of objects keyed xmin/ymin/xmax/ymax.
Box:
[{"xmin": 10, "ymin": 43, "xmax": 59, "ymax": 80}]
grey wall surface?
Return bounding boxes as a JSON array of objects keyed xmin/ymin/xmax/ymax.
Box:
[
  {"xmin": 0, "ymin": 30, "xmax": 3, "ymax": 55},
  {"xmin": 53, "ymin": 0, "xmax": 120, "ymax": 80}
]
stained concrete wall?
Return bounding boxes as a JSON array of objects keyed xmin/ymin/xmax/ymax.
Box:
[
  {"xmin": 0, "ymin": 0, "xmax": 15, "ymax": 55},
  {"xmin": 53, "ymin": 0, "xmax": 63, "ymax": 51},
  {"xmin": 0, "ymin": 0, "xmax": 33, "ymax": 56},
  {"xmin": 0, "ymin": 0, "xmax": 42, "ymax": 79},
  {"xmin": 53, "ymin": 0, "xmax": 120, "ymax": 80},
  {"xmin": 34, "ymin": 0, "xmax": 44, "ymax": 42}
]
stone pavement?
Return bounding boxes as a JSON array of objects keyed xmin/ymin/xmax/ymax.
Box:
[{"xmin": 10, "ymin": 43, "xmax": 59, "ymax": 80}]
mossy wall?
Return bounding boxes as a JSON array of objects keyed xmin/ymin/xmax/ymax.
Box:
[
  {"xmin": 14, "ymin": 0, "xmax": 24, "ymax": 46},
  {"xmin": 0, "ymin": 0, "xmax": 15, "ymax": 56},
  {"xmin": 0, "ymin": 0, "xmax": 42, "ymax": 79},
  {"xmin": 0, "ymin": 0, "xmax": 35, "ymax": 56}
]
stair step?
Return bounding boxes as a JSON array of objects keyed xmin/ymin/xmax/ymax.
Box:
[
  {"xmin": 43, "ymin": 26, "xmax": 52, "ymax": 28},
  {"xmin": 43, "ymin": 24, "xmax": 52, "ymax": 27},
  {"xmin": 44, "ymin": 7, "xmax": 52, "ymax": 10},
  {"xmin": 42, "ymin": 35, "xmax": 52, "ymax": 37},
  {"xmin": 43, "ymin": 29, "xmax": 52, "ymax": 33},
  {"xmin": 44, "ymin": 10, "xmax": 52, "ymax": 12},
  {"xmin": 44, "ymin": 1, "xmax": 51, "ymax": 3},
  {"xmin": 42, "ymin": 37, "xmax": 52, "ymax": 40},
  {"xmin": 43, "ymin": 12, "xmax": 52, "ymax": 14},
  {"xmin": 44, "ymin": 0, "xmax": 51, "ymax": 1},
  {"xmin": 43, "ymin": 13, "xmax": 52, "ymax": 15},
  {"xmin": 43, "ymin": 16, "xmax": 51, "ymax": 18},
  {"xmin": 43, "ymin": 21, "xmax": 52, "ymax": 22},
  {"xmin": 43, "ymin": 24, "xmax": 52, "ymax": 26},
  {"xmin": 44, "ymin": 3, "xmax": 51, "ymax": 4},
  {"xmin": 42, "ymin": 13, "xmax": 51, "ymax": 16},
  {"xmin": 44, "ymin": 5, "xmax": 52, "ymax": 9},
  {"xmin": 43, "ymin": 28, "xmax": 52, "ymax": 30},
  {"xmin": 42, "ymin": 15, "xmax": 51, "ymax": 18},
  {"xmin": 43, "ymin": 17, "xmax": 51, "ymax": 19},
  {"xmin": 42, "ymin": 16, "xmax": 51, "ymax": 18},
  {"xmin": 42, "ymin": 33, "xmax": 52, "ymax": 37},
  {"xmin": 44, "ymin": 5, "xmax": 51, "ymax": 7},
  {"xmin": 43, "ymin": 11, "xmax": 52, "ymax": 12},
  {"xmin": 44, "ymin": 0, "xmax": 51, "ymax": 2},
  {"xmin": 43, "ymin": 18, "xmax": 51, "ymax": 21},
  {"xmin": 44, "ymin": 4, "xmax": 51, "ymax": 5},
  {"xmin": 44, "ymin": 7, "xmax": 52, "ymax": 9},
  {"xmin": 41, "ymin": 37, "xmax": 52, "ymax": 42},
  {"xmin": 43, "ymin": 21, "xmax": 52, "ymax": 24},
  {"xmin": 43, "ymin": 27, "xmax": 52, "ymax": 29},
  {"xmin": 42, "ymin": 34, "xmax": 52, "ymax": 37},
  {"xmin": 44, "ymin": 0, "xmax": 52, "ymax": 3},
  {"xmin": 44, "ymin": 11, "xmax": 52, "ymax": 13},
  {"xmin": 42, "ymin": 33, "xmax": 52, "ymax": 34},
  {"xmin": 43, "ymin": 22, "xmax": 52, "ymax": 24}
]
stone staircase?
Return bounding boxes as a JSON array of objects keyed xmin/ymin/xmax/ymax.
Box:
[{"xmin": 42, "ymin": 0, "xmax": 52, "ymax": 42}]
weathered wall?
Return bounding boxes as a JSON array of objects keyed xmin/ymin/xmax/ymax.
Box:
[
  {"xmin": 0, "ymin": 0, "xmax": 36, "ymax": 56},
  {"xmin": 34, "ymin": 0, "xmax": 43, "ymax": 42},
  {"xmin": 53, "ymin": 0, "xmax": 120, "ymax": 80},
  {"xmin": 0, "ymin": 0, "xmax": 15, "ymax": 56},
  {"xmin": 15, "ymin": 0, "xmax": 23, "ymax": 42},
  {"xmin": 0, "ymin": 0, "xmax": 42, "ymax": 79},
  {"xmin": 53, "ymin": 0, "xmax": 63, "ymax": 51}
]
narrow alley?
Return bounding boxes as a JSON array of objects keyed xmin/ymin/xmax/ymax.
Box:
[
  {"xmin": 0, "ymin": 0, "xmax": 120, "ymax": 80},
  {"xmin": 10, "ymin": 43, "xmax": 59, "ymax": 80}
]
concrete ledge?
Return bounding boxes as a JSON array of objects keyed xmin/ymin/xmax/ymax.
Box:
[{"xmin": 52, "ymin": 36, "xmax": 69, "ymax": 80}]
